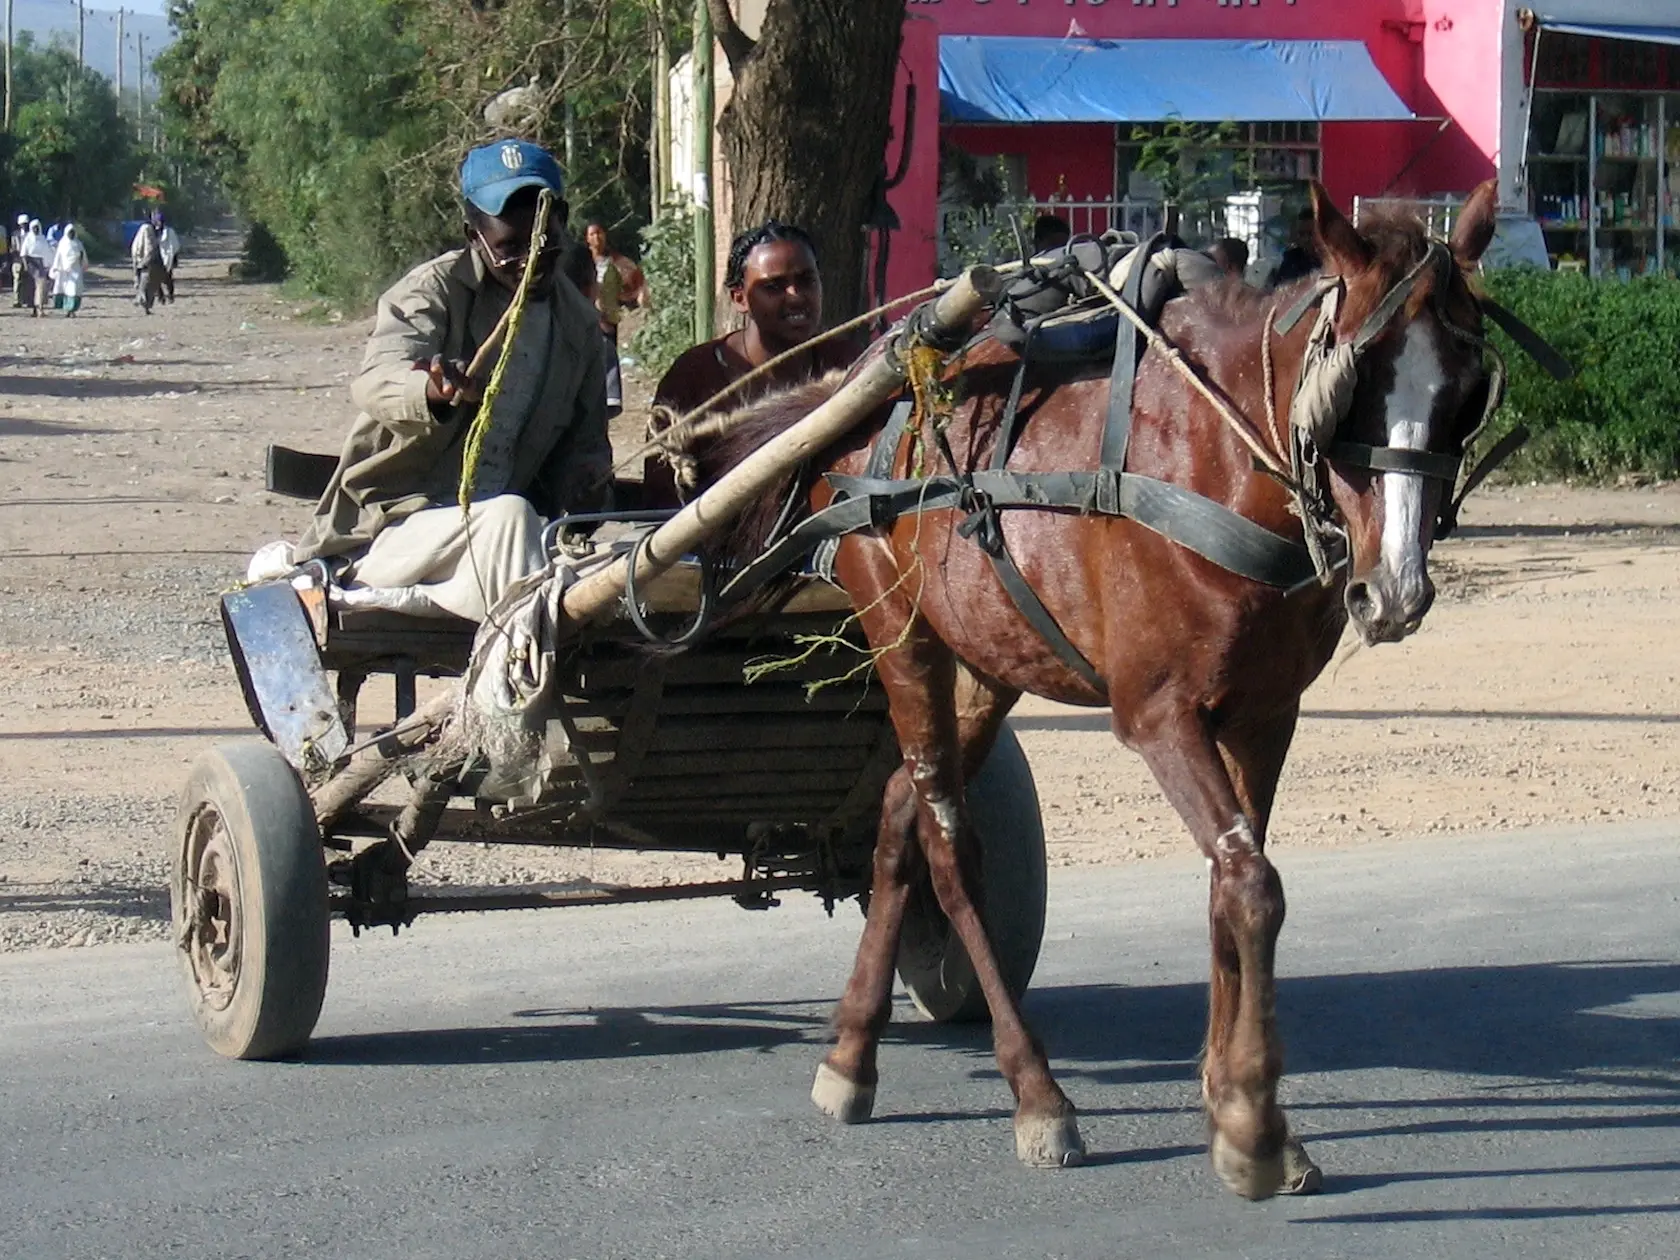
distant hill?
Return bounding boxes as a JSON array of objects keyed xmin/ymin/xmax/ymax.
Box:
[{"xmin": 12, "ymin": 1, "xmax": 175, "ymax": 90}]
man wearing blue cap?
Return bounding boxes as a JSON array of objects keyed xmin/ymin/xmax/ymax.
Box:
[{"xmin": 293, "ymin": 139, "xmax": 610, "ymax": 622}]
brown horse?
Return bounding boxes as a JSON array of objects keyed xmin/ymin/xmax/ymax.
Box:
[{"xmin": 696, "ymin": 182, "xmax": 1504, "ymax": 1198}]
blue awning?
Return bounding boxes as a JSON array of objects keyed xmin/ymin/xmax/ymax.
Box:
[
  {"xmin": 1537, "ymin": 20, "xmax": 1680, "ymax": 49},
  {"xmin": 939, "ymin": 37, "xmax": 1416, "ymax": 125}
]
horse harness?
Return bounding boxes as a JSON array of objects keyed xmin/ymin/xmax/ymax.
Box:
[{"xmin": 708, "ymin": 237, "xmax": 1570, "ymax": 689}]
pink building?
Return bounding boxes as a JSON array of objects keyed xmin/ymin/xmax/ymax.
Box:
[{"xmin": 876, "ymin": 0, "xmax": 1680, "ymax": 290}]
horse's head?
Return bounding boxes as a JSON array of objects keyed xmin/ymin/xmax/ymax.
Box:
[{"xmin": 1304, "ymin": 180, "xmax": 1499, "ymax": 645}]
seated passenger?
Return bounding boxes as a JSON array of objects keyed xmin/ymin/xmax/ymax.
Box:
[
  {"xmin": 292, "ymin": 140, "xmax": 609, "ymax": 621},
  {"xmin": 644, "ymin": 220, "xmax": 861, "ymax": 505},
  {"xmin": 1208, "ymin": 236, "xmax": 1250, "ymax": 280},
  {"xmin": 1031, "ymin": 213, "xmax": 1072, "ymax": 255}
]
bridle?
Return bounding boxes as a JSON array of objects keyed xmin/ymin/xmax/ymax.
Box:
[{"xmin": 1270, "ymin": 239, "xmax": 1569, "ymax": 581}]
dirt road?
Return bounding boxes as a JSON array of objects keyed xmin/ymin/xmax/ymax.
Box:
[{"xmin": 2, "ymin": 235, "xmax": 1677, "ymax": 950}]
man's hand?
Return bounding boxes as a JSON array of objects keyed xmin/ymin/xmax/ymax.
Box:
[{"xmin": 422, "ymin": 354, "xmax": 483, "ymax": 406}]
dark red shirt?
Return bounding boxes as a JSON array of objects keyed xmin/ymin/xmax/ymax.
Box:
[{"xmin": 644, "ymin": 331, "xmax": 862, "ymax": 506}]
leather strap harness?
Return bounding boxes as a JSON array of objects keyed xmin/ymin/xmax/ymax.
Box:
[{"xmin": 704, "ymin": 237, "xmax": 1570, "ymax": 689}]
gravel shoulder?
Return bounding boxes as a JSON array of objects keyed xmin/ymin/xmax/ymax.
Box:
[{"xmin": 3, "ymin": 236, "xmax": 1677, "ymax": 951}]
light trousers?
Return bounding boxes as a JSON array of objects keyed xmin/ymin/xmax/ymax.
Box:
[{"xmin": 345, "ymin": 495, "xmax": 546, "ymax": 622}]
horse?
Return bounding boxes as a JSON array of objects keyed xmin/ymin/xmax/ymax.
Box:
[{"xmin": 691, "ymin": 181, "xmax": 1505, "ymax": 1199}]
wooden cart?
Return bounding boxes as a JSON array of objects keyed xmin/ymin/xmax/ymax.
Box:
[{"xmin": 172, "ymin": 501, "xmax": 1048, "ymax": 1060}]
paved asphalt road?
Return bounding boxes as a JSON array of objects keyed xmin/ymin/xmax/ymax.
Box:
[{"xmin": 1, "ymin": 820, "xmax": 1677, "ymax": 1259}]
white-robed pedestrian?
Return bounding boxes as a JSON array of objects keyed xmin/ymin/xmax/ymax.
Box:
[
  {"xmin": 158, "ymin": 219, "xmax": 181, "ymax": 303},
  {"xmin": 49, "ymin": 226, "xmax": 87, "ymax": 316},
  {"xmin": 20, "ymin": 220, "xmax": 51, "ymax": 316}
]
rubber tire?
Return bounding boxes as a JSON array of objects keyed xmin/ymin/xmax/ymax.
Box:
[
  {"xmin": 172, "ymin": 741, "xmax": 331, "ymax": 1059},
  {"xmin": 895, "ymin": 727, "xmax": 1048, "ymax": 1023}
]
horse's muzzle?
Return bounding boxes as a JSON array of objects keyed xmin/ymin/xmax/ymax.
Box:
[{"xmin": 1345, "ymin": 569, "xmax": 1435, "ymax": 644}]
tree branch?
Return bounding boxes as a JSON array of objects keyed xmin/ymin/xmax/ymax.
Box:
[{"xmin": 705, "ymin": 0, "xmax": 756, "ymax": 75}]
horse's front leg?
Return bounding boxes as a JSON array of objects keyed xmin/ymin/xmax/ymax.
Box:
[
  {"xmin": 1218, "ymin": 709, "xmax": 1322, "ymax": 1196},
  {"xmin": 1122, "ymin": 701, "xmax": 1292, "ymax": 1199}
]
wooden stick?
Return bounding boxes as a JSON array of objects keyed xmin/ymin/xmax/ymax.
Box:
[
  {"xmin": 560, "ymin": 266, "xmax": 1004, "ymax": 627},
  {"xmin": 456, "ymin": 300, "xmax": 517, "ymax": 393},
  {"xmin": 313, "ymin": 691, "xmax": 455, "ymax": 828}
]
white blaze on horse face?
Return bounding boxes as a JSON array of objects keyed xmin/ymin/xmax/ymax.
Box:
[{"xmin": 1378, "ymin": 321, "xmax": 1447, "ymax": 591}]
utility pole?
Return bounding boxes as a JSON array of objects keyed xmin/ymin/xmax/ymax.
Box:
[
  {"xmin": 116, "ymin": 9, "xmax": 124, "ymax": 115},
  {"xmin": 561, "ymin": 0, "xmax": 576, "ymax": 173},
  {"xmin": 692, "ymin": 0, "xmax": 714, "ymax": 341},
  {"xmin": 77, "ymin": 1, "xmax": 85, "ymax": 69},
  {"xmin": 5, "ymin": 0, "xmax": 14, "ymax": 133},
  {"xmin": 652, "ymin": 0, "xmax": 671, "ymax": 220},
  {"xmin": 135, "ymin": 32, "xmax": 145, "ymax": 142}
]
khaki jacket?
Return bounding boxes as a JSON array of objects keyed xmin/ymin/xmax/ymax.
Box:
[{"xmin": 296, "ymin": 245, "xmax": 609, "ymax": 562}]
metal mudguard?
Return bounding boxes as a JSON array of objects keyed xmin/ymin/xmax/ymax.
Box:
[{"xmin": 221, "ymin": 583, "xmax": 350, "ymax": 775}]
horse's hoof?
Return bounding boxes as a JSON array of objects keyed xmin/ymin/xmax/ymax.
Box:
[
  {"xmin": 811, "ymin": 1062, "xmax": 875, "ymax": 1124},
  {"xmin": 1210, "ymin": 1129, "xmax": 1286, "ymax": 1201},
  {"xmin": 1279, "ymin": 1135, "xmax": 1323, "ymax": 1195},
  {"xmin": 1015, "ymin": 1113, "xmax": 1086, "ymax": 1169}
]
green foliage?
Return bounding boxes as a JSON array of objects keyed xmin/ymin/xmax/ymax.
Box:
[
  {"xmin": 1477, "ymin": 269, "xmax": 1680, "ymax": 480},
  {"xmin": 0, "ymin": 34, "xmax": 140, "ymax": 220},
  {"xmin": 156, "ymin": 0, "xmax": 681, "ymax": 306},
  {"xmin": 1130, "ymin": 118, "xmax": 1241, "ymax": 237},
  {"xmin": 938, "ymin": 198, "xmax": 1034, "ymax": 277},
  {"xmin": 628, "ymin": 204, "xmax": 697, "ymax": 381}
]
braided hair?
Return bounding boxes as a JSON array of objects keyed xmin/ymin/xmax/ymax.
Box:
[{"xmin": 724, "ymin": 220, "xmax": 818, "ymax": 291}]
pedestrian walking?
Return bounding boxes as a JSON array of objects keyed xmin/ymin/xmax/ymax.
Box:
[
  {"xmin": 20, "ymin": 220, "xmax": 51, "ymax": 317},
  {"xmin": 583, "ymin": 222, "xmax": 628, "ymax": 416},
  {"xmin": 130, "ymin": 212, "xmax": 167, "ymax": 313},
  {"xmin": 50, "ymin": 226, "xmax": 87, "ymax": 316},
  {"xmin": 8, "ymin": 214, "xmax": 29, "ymax": 308},
  {"xmin": 158, "ymin": 217, "xmax": 182, "ymax": 303}
]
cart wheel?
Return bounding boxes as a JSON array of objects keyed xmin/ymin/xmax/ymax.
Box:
[
  {"xmin": 172, "ymin": 741, "xmax": 330, "ymax": 1059},
  {"xmin": 896, "ymin": 727, "xmax": 1047, "ymax": 1023}
]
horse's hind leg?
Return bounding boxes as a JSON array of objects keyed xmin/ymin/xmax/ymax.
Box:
[
  {"xmin": 880, "ymin": 623, "xmax": 1080, "ymax": 1166},
  {"xmin": 815, "ymin": 664, "xmax": 1021, "ymax": 1125},
  {"xmin": 1122, "ymin": 701, "xmax": 1292, "ymax": 1199},
  {"xmin": 813, "ymin": 763, "xmax": 919, "ymax": 1123}
]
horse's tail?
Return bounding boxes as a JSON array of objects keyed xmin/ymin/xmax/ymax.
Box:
[{"xmin": 686, "ymin": 369, "xmax": 850, "ymax": 579}]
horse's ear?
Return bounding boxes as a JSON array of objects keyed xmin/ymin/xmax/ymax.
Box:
[
  {"xmin": 1450, "ymin": 179, "xmax": 1499, "ymax": 266},
  {"xmin": 1309, "ymin": 181, "xmax": 1373, "ymax": 273}
]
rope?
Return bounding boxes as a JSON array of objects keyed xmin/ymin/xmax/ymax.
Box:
[
  {"xmin": 458, "ymin": 187, "xmax": 555, "ymax": 510},
  {"xmin": 1260, "ymin": 305, "xmax": 1287, "ymax": 461}
]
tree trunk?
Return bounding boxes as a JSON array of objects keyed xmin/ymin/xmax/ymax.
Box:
[{"xmin": 708, "ymin": 0, "xmax": 904, "ymax": 324}]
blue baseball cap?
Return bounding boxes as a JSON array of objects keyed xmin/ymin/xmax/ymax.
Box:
[{"xmin": 460, "ymin": 140, "xmax": 565, "ymax": 217}]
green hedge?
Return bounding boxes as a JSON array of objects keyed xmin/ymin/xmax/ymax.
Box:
[
  {"xmin": 628, "ymin": 205, "xmax": 699, "ymax": 383},
  {"xmin": 1477, "ymin": 269, "xmax": 1680, "ymax": 479}
]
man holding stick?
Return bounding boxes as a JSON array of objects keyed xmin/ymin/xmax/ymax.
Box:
[{"xmin": 292, "ymin": 140, "xmax": 610, "ymax": 621}]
